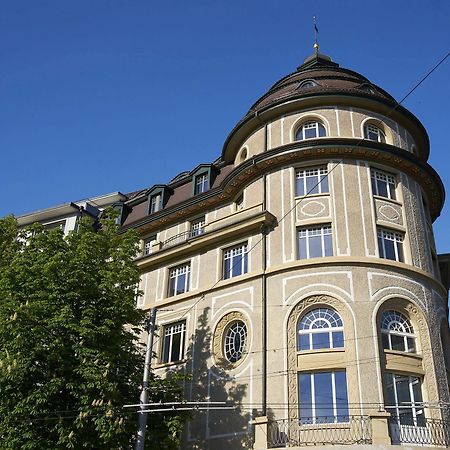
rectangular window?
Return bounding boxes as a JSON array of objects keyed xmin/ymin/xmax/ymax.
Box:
[
  {"xmin": 223, "ymin": 243, "xmax": 248, "ymax": 279},
  {"xmin": 295, "ymin": 166, "xmax": 329, "ymax": 196},
  {"xmin": 378, "ymin": 228, "xmax": 404, "ymax": 262},
  {"xmin": 161, "ymin": 321, "xmax": 186, "ymax": 363},
  {"xmin": 150, "ymin": 193, "xmax": 162, "ymax": 213},
  {"xmin": 168, "ymin": 263, "xmax": 190, "ymax": 297},
  {"xmin": 371, "ymin": 169, "xmax": 396, "ymax": 200},
  {"xmin": 298, "ymin": 370, "xmax": 349, "ymax": 424},
  {"xmin": 385, "ymin": 373, "xmax": 425, "ymax": 426},
  {"xmin": 190, "ymin": 217, "xmax": 205, "ymax": 237},
  {"xmin": 194, "ymin": 173, "xmax": 209, "ymax": 195},
  {"xmin": 298, "ymin": 225, "xmax": 333, "ymax": 259},
  {"xmin": 43, "ymin": 220, "xmax": 66, "ymax": 232},
  {"xmin": 143, "ymin": 236, "xmax": 156, "ymax": 256}
]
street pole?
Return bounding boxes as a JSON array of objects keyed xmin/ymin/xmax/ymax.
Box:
[{"xmin": 135, "ymin": 307, "xmax": 157, "ymax": 450}]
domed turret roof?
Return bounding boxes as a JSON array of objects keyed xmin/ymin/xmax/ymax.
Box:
[{"xmin": 247, "ymin": 53, "xmax": 395, "ymax": 114}]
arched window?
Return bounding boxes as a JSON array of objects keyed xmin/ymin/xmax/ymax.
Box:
[
  {"xmin": 297, "ymin": 307, "xmax": 344, "ymax": 351},
  {"xmin": 364, "ymin": 123, "xmax": 386, "ymax": 143},
  {"xmin": 295, "ymin": 121, "xmax": 326, "ymax": 141},
  {"xmin": 380, "ymin": 310, "xmax": 415, "ymax": 353}
]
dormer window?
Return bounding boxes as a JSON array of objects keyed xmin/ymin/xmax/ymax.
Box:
[
  {"xmin": 150, "ymin": 193, "xmax": 162, "ymax": 213},
  {"xmin": 298, "ymin": 80, "xmax": 317, "ymax": 89},
  {"xmin": 147, "ymin": 185, "xmax": 173, "ymax": 215},
  {"xmin": 194, "ymin": 172, "xmax": 209, "ymax": 195},
  {"xmin": 364, "ymin": 124, "xmax": 386, "ymax": 143},
  {"xmin": 191, "ymin": 164, "xmax": 218, "ymax": 196},
  {"xmin": 295, "ymin": 121, "xmax": 326, "ymax": 141}
]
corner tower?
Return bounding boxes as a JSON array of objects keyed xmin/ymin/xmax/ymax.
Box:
[{"xmin": 129, "ymin": 51, "xmax": 449, "ymax": 450}]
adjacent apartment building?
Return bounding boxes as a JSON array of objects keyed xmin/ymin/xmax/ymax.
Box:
[{"xmin": 18, "ymin": 51, "xmax": 450, "ymax": 449}]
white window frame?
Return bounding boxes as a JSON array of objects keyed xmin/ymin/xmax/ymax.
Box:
[
  {"xmin": 150, "ymin": 193, "xmax": 162, "ymax": 213},
  {"xmin": 380, "ymin": 310, "xmax": 416, "ymax": 353},
  {"xmin": 371, "ymin": 169, "xmax": 396, "ymax": 200},
  {"xmin": 224, "ymin": 320, "xmax": 247, "ymax": 363},
  {"xmin": 295, "ymin": 121, "xmax": 327, "ymax": 141},
  {"xmin": 190, "ymin": 217, "xmax": 205, "ymax": 237},
  {"xmin": 364, "ymin": 124, "xmax": 386, "ymax": 143},
  {"xmin": 298, "ymin": 225, "xmax": 333, "ymax": 259},
  {"xmin": 194, "ymin": 172, "xmax": 209, "ymax": 195},
  {"xmin": 297, "ymin": 308, "xmax": 344, "ymax": 351},
  {"xmin": 161, "ymin": 320, "xmax": 186, "ymax": 363},
  {"xmin": 378, "ymin": 228, "xmax": 404, "ymax": 262},
  {"xmin": 298, "ymin": 371, "xmax": 349, "ymax": 424},
  {"xmin": 168, "ymin": 263, "xmax": 190, "ymax": 297},
  {"xmin": 295, "ymin": 166, "xmax": 329, "ymax": 196},
  {"xmin": 385, "ymin": 373, "xmax": 424, "ymax": 427},
  {"xmin": 143, "ymin": 235, "xmax": 156, "ymax": 256},
  {"xmin": 223, "ymin": 242, "xmax": 248, "ymax": 279}
]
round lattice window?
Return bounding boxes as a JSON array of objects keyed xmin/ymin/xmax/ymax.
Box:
[
  {"xmin": 224, "ymin": 321, "xmax": 247, "ymax": 363},
  {"xmin": 213, "ymin": 311, "xmax": 249, "ymax": 368}
]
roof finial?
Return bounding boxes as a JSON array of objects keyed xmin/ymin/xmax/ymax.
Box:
[{"xmin": 313, "ymin": 16, "xmax": 319, "ymax": 56}]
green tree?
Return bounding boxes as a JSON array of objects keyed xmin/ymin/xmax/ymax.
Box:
[{"xmin": 0, "ymin": 214, "xmax": 187, "ymax": 449}]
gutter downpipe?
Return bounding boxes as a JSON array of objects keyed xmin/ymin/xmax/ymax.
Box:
[{"xmin": 261, "ymin": 122, "xmax": 268, "ymax": 417}]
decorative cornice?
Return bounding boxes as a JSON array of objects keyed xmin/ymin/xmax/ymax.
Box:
[{"xmin": 121, "ymin": 139, "xmax": 444, "ymax": 235}]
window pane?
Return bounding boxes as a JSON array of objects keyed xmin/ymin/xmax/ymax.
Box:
[
  {"xmin": 243, "ymin": 252, "xmax": 248, "ymax": 274},
  {"xmin": 407, "ymin": 337, "xmax": 416, "ymax": 353},
  {"xmin": 391, "ymin": 334, "xmax": 405, "ymax": 351},
  {"xmin": 332, "ymin": 331, "xmax": 344, "ymax": 348},
  {"xmin": 168, "ymin": 277, "xmax": 176, "ymax": 296},
  {"xmin": 384, "ymin": 239, "xmax": 396, "ymax": 260},
  {"xmin": 304, "ymin": 127, "xmax": 317, "ymax": 139},
  {"xmin": 377, "ymin": 179, "xmax": 388, "ymax": 198},
  {"xmin": 382, "ymin": 333, "xmax": 390, "ymax": 350},
  {"xmin": 335, "ymin": 371, "xmax": 349, "ymax": 421},
  {"xmin": 176, "ymin": 273, "xmax": 186, "ymax": 295},
  {"xmin": 371, "ymin": 177, "xmax": 378, "ymax": 196},
  {"xmin": 170, "ymin": 332, "xmax": 182, "ymax": 362},
  {"xmin": 312, "ymin": 332, "xmax": 330, "ymax": 349},
  {"xmin": 296, "ymin": 178, "xmax": 305, "ymax": 196},
  {"xmin": 299, "ymin": 374, "xmax": 313, "ymax": 424},
  {"xmin": 318, "ymin": 124, "xmax": 326, "ymax": 137},
  {"xmin": 163, "ymin": 335, "xmax": 171, "ymax": 362},
  {"xmin": 309, "ymin": 235, "xmax": 322, "ymax": 258},
  {"xmin": 233, "ymin": 254, "xmax": 243, "ymax": 277},
  {"xmin": 388, "ymin": 181, "xmax": 396, "ymax": 200},
  {"xmin": 320, "ymin": 175, "xmax": 329, "ymax": 193},
  {"xmin": 314, "ymin": 372, "xmax": 334, "ymax": 422},
  {"xmin": 324, "ymin": 234, "xmax": 333, "ymax": 256},
  {"xmin": 306, "ymin": 176, "xmax": 319, "ymax": 195},
  {"xmin": 298, "ymin": 334, "xmax": 309, "ymax": 351},
  {"xmin": 298, "ymin": 236, "xmax": 307, "ymax": 259},
  {"xmin": 224, "ymin": 258, "xmax": 231, "ymax": 279},
  {"xmin": 396, "ymin": 243, "xmax": 404, "ymax": 263}
]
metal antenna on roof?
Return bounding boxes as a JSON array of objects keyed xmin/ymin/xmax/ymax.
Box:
[{"xmin": 313, "ymin": 16, "xmax": 319, "ymax": 56}]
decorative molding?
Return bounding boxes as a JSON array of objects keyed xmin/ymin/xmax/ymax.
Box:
[{"xmin": 212, "ymin": 311, "xmax": 249, "ymax": 370}]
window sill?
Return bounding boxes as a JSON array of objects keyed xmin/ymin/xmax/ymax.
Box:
[
  {"xmin": 373, "ymin": 195, "xmax": 403, "ymax": 207},
  {"xmin": 294, "ymin": 192, "xmax": 330, "ymax": 200},
  {"xmin": 154, "ymin": 359, "xmax": 187, "ymax": 369},
  {"xmin": 384, "ymin": 349, "xmax": 422, "ymax": 360},
  {"xmin": 297, "ymin": 347, "xmax": 345, "ymax": 356}
]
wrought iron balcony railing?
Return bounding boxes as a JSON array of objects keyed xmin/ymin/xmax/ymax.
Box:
[
  {"xmin": 268, "ymin": 416, "xmax": 372, "ymax": 448},
  {"xmin": 388, "ymin": 416, "xmax": 450, "ymax": 447},
  {"xmin": 161, "ymin": 229, "xmax": 204, "ymax": 250}
]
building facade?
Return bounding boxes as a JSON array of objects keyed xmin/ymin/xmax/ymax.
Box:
[{"xmin": 19, "ymin": 52, "xmax": 450, "ymax": 449}]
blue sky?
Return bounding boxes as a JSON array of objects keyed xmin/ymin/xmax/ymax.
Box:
[{"xmin": 1, "ymin": 1, "xmax": 449, "ymax": 252}]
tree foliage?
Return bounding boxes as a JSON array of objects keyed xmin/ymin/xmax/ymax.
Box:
[{"xmin": 0, "ymin": 214, "xmax": 187, "ymax": 449}]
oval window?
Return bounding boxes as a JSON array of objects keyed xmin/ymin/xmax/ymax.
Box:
[{"xmin": 224, "ymin": 321, "xmax": 247, "ymax": 363}]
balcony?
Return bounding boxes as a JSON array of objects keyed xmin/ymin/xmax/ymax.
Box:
[
  {"xmin": 253, "ymin": 414, "xmax": 450, "ymax": 448},
  {"xmin": 388, "ymin": 416, "xmax": 450, "ymax": 447},
  {"xmin": 267, "ymin": 416, "xmax": 372, "ymax": 447},
  {"xmin": 161, "ymin": 229, "xmax": 204, "ymax": 250}
]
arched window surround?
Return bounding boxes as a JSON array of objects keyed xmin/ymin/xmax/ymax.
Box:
[
  {"xmin": 361, "ymin": 118, "xmax": 392, "ymax": 145},
  {"xmin": 291, "ymin": 114, "xmax": 330, "ymax": 143},
  {"xmin": 287, "ymin": 295, "xmax": 357, "ymax": 423},
  {"xmin": 374, "ymin": 297, "xmax": 442, "ymax": 421}
]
